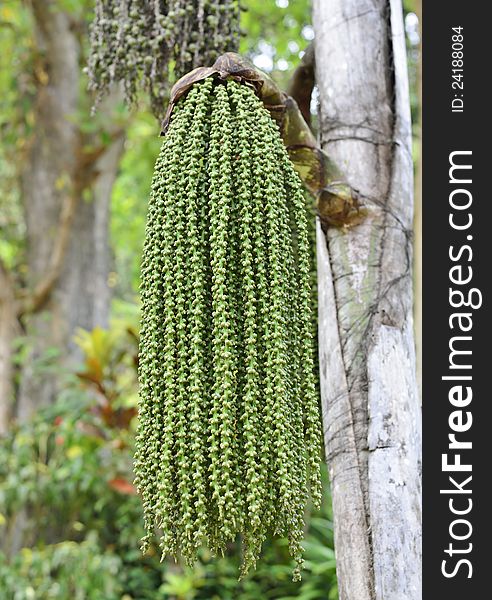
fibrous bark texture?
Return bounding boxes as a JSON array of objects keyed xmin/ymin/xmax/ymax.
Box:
[{"xmin": 312, "ymin": 1, "xmax": 422, "ymax": 599}]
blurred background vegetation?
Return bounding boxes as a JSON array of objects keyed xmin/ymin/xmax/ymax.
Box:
[{"xmin": 0, "ymin": 0, "xmax": 420, "ymax": 598}]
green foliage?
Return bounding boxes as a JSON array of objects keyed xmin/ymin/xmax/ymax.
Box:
[
  {"xmin": 135, "ymin": 77, "xmax": 322, "ymax": 580},
  {"xmin": 240, "ymin": 0, "xmax": 312, "ymax": 88},
  {"xmin": 74, "ymin": 321, "xmax": 140, "ymax": 411},
  {"xmin": 0, "ymin": 316, "xmax": 335, "ymax": 598},
  {"xmin": 110, "ymin": 113, "xmax": 162, "ymax": 297},
  {"xmin": 87, "ymin": 0, "xmax": 241, "ymax": 118},
  {"xmin": 0, "ymin": 411, "xmax": 159, "ymax": 599},
  {"xmin": 0, "ymin": 390, "xmax": 138, "ymax": 548},
  {"xmin": 0, "ymin": 2, "xmax": 33, "ymax": 269},
  {"xmin": 0, "ymin": 535, "xmax": 123, "ymax": 600}
]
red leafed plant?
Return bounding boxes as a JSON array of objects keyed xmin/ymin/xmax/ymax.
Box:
[
  {"xmin": 108, "ymin": 477, "xmax": 137, "ymax": 496},
  {"xmin": 74, "ymin": 326, "xmax": 139, "ymax": 435}
]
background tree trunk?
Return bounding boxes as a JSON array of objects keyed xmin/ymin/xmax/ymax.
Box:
[
  {"xmin": 312, "ymin": 1, "xmax": 422, "ymax": 599},
  {"xmin": 16, "ymin": 0, "xmax": 125, "ymax": 423},
  {"xmin": 0, "ymin": 264, "xmax": 19, "ymax": 435},
  {"xmin": 414, "ymin": 0, "xmax": 422, "ymax": 393}
]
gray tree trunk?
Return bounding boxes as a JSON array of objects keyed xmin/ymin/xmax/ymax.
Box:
[
  {"xmin": 16, "ymin": 0, "xmax": 124, "ymax": 422},
  {"xmin": 414, "ymin": 0, "xmax": 422, "ymax": 393},
  {"xmin": 312, "ymin": 1, "xmax": 422, "ymax": 599},
  {"xmin": 0, "ymin": 264, "xmax": 19, "ymax": 435}
]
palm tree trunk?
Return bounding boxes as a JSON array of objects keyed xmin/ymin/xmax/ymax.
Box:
[{"xmin": 312, "ymin": 1, "xmax": 422, "ymax": 598}]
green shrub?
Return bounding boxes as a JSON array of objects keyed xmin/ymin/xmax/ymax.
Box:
[
  {"xmin": 0, "ymin": 320, "xmax": 336, "ymax": 599},
  {"xmin": 0, "ymin": 534, "xmax": 122, "ymax": 600}
]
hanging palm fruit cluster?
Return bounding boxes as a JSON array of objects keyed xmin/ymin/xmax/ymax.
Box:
[
  {"xmin": 87, "ymin": 0, "xmax": 241, "ymax": 118},
  {"xmin": 133, "ymin": 74, "xmax": 322, "ymax": 580}
]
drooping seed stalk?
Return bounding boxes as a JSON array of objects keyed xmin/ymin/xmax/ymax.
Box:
[
  {"xmin": 135, "ymin": 77, "xmax": 322, "ymax": 579},
  {"xmin": 88, "ymin": 0, "xmax": 241, "ymax": 118}
]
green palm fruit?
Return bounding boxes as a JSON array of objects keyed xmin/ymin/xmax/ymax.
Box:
[
  {"xmin": 134, "ymin": 77, "xmax": 322, "ymax": 581},
  {"xmin": 87, "ymin": 0, "xmax": 241, "ymax": 118}
]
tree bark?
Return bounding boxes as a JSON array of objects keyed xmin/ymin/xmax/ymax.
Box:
[
  {"xmin": 0, "ymin": 263, "xmax": 19, "ymax": 435},
  {"xmin": 16, "ymin": 0, "xmax": 124, "ymax": 423},
  {"xmin": 414, "ymin": 0, "xmax": 422, "ymax": 394},
  {"xmin": 312, "ymin": 1, "xmax": 422, "ymax": 599}
]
